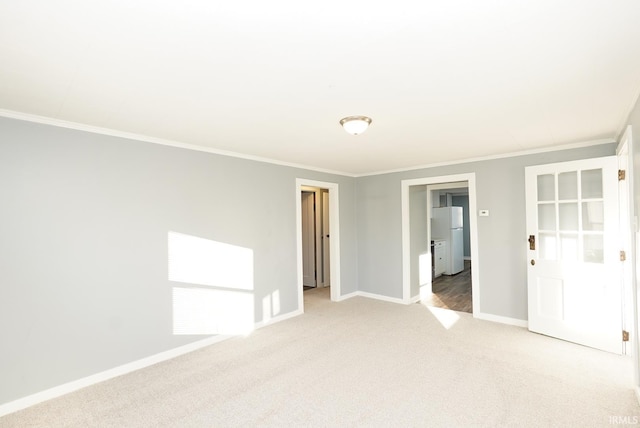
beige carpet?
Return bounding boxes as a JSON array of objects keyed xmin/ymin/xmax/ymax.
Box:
[{"xmin": 2, "ymin": 287, "xmax": 639, "ymax": 427}]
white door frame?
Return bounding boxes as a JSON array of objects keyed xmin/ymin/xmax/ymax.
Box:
[
  {"xmin": 617, "ymin": 127, "xmax": 638, "ymax": 380},
  {"xmin": 301, "ymin": 186, "xmax": 326, "ymax": 287},
  {"xmin": 321, "ymin": 189, "xmax": 331, "ymax": 287},
  {"xmin": 296, "ymin": 179, "xmax": 341, "ymax": 311},
  {"xmin": 401, "ymin": 173, "xmax": 480, "ymax": 313},
  {"xmin": 301, "ymin": 190, "xmax": 317, "ymax": 287},
  {"xmin": 617, "ymin": 129, "xmax": 635, "ymax": 356}
]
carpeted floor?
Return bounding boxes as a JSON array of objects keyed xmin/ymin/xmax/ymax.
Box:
[{"xmin": 2, "ymin": 287, "xmax": 639, "ymax": 427}]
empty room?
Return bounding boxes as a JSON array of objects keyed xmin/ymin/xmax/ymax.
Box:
[{"xmin": 3, "ymin": 1, "xmax": 640, "ymax": 427}]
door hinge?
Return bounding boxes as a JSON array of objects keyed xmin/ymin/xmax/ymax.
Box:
[
  {"xmin": 623, "ymin": 330, "xmax": 630, "ymax": 342},
  {"xmin": 619, "ymin": 169, "xmax": 626, "ymax": 181},
  {"xmin": 620, "ymin": 250, "xmax": 627, "ymax": 262}
]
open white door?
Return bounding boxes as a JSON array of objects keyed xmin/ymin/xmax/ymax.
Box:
[
  {"xmin": 525, "ymin": 156, "xmax": 622, "ymax": 354},
  {"xmin": 301, "ymin": 191, "xmax": 316, "ymax": 287},
  {"xmin": 322, "ymin": 190, "xmax": 331, "ymax": 287}
]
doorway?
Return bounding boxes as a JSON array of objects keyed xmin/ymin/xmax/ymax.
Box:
[
  {"xmin": 296, "ymin": 179, "xmax": 341, "ymax": 312},
  {"xmin": 301, "ymin": 187, "xmax": 330, "ymax": 290},
  {"xmin": 401, "ymin": 173, "xmax": 480, "ymax": 314},
  {"xmin": 426, "ymin": 183, "xmax": 472, "ymax": 313}
]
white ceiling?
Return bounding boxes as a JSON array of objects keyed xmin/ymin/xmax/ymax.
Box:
[{"xmin": 2, "ymin": 1, "xmax": 640, "ymax": 176}]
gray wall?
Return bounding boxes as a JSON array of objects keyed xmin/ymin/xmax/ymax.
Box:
[
  {"xmin": 452, "ymin": 195, "xmax": 471, "ymax": 258},
  {"xmin": 0, "ymin": 112, "xmax": 622, "ymax": 407},
  {"xmin": 0, "ymin": 117, "xmax": 357, "ymax": 405},
  {"xmin": 356, "ymin": 143, "xmax": 617, "ymax": 319}
]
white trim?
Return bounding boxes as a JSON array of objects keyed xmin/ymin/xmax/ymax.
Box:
[
  {"xmin": 253, "ymin": 308, "xmax": 303, "ymax": 330},
  {"xmin": 0, "ymin": 306, "xmax": 302, "ymax": 417},
  {"xmin": 341, "ymin": 290, "xmax": 523, "ymax": 326},
  {"xmin": 401, "ymin": 173, "xmax": 480, "ymax": 315},
  {"xmin": 0, "ymin": 109, "xmax": 615, "ymax": 179},
  {"xmin": 335, "ymin": 291, "xmax": 359, "ymax": 301},
  {"xmin": 617, "ymin": 126, "xmax": 639, "ymax": 387},
  {"xmin": 0, "ymin": 335, "xmax": 228, "ymax": 417},
  {"xmin": 617, "ymin": 129, "xmax": 636, "ymax": 358},
  {"xmin": 340, "ymin": 290, "xmax": 420, "ymax": 305},
  {"xmin": 475, "ymin": 312, "xmax": 528, "ymax": 328},
  {"xmin": 356, "ymin": 291, "xmax": 407, "ymax": 305},
  {"xmin": 425, "ymin": 182, "xmax": 470, "ymax": 191},
  {"xmin": 295, "ymin": 179, "xmax": 341, "ymax": 310},
  {"xmin": 0, "ymin": 109, "xmax": 354, "ymax": 178},
  {"xmin": 358, "ymin": 139, "xmax": 615, "ymax": 177}
]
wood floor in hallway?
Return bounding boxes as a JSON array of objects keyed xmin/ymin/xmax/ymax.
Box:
[{"xmin": 424, "ymin": 260, "xmax": 472, "ymax": 313}]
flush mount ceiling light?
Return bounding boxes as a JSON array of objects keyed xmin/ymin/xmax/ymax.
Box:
[{"xmin": 339, "ymin": 115, "xmax": 372, "ymax": 135}]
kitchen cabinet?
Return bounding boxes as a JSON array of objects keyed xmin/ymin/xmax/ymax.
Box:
[{"xmin": 434, "ymin": 240, "xmax": 447, "ymax": 278}]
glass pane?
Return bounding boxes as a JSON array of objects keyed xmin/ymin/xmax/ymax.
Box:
[
  {"xmin": 582, "ymin": 201, "xmax": 604, "ymax": 231},
  {"xmin": 560, "ymin": 233, "xmax": 579, "ymax": 261},
  {"xmin": 581, "ymin": 169, "xmax": 603, "ymax": 199},
  {"xmin": 538, "ymin": 203, "xmax": 556, "ymax": 231},
  {"xmin": 558, "ymin": 171, "xmax": 577, "ymax": 200},
  {"xmin": 558, "ymin": 203, "xmax": 578, "ymax": 231},
  {"xmin": 584, "ymin": 234, "xmax": 604, "ymax": 263},
  {"xmin": 537, "ymin": 174, "xmax": 555, "ymax": 201},
  {"xmin": 539, "ymin": 232, "xmax": 557, "ymax": 260}
]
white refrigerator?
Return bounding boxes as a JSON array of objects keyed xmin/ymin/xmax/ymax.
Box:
[{"xmin": 431, "ymin": 206, "xmax": 464, "ymax": 275}]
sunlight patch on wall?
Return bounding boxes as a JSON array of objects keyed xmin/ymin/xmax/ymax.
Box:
[
  {"xmin": 168, "ymin": 231, "xmax": 255, "ymax": 336},
  {"xmin": 262, "ymin": 290, "xmax": 281, "ymax": 323},
  {"xmin": 173, "ymin": 287, "xmax": 254, "ymax": 335},
  {"xmin": 418, "ymin": 251, "xmax": 432, "ymax": 286},
  {"xmin": 168, "ymin": 231, "xmax": 253, "ymax": 290}
]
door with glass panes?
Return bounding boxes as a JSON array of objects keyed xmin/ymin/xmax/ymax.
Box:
[{"xmin": 525, "ymin": 156, "xmax": 621, "ymax": 353}]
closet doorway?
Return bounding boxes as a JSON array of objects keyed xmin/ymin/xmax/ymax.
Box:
[
  {"xmin": 301, "ymin": 186, "xmax": 330, "ymax": 290},
  {"xmin": 295, "ymin": 178, "xmax": 341, "ymax": 312}
]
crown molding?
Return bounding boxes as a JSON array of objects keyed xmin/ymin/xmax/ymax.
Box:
[
  {"xmin": 355, "ymin": 138, "xmax": 616, "ymax": 177},
  {"xmin": 0, "ymin": 109, "xmax": 356, "ymax": 178},
  {"xmin": 0, "ymin": 109, "xmax": 616, "ymax": 179}
]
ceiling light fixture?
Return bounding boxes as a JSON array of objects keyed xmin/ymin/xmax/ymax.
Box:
[{"xmin": 339, "ymin": 115, "xmax": 372, "ymax": 135}]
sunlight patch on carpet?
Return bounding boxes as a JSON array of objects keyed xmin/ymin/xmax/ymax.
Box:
[{"xmin": 425, "ymin": 305, "xmax": 460, "ymax": 329}]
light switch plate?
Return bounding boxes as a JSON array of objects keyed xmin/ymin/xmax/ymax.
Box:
[{"xmin": 479, "ymin": 210, "xmax": 489, "ymax": 217}]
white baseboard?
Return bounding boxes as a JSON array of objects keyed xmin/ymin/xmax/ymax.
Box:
[
  {"xmin": 0, "ymin": 309, "xmax": 302, "ymax": 417},
  {"xmin": 335, "ymin": 290, "xmax": 359, "ymax": 301},
  {"xmin": 337, "ymin": 290, "xmax": 528, "ymax": 328},
  {"xmin": 341, "ymin": 290, "xmax": 415, "ymax": 305},
  {"xmin": 475, "ymin": 312, "xmax": 528, "ymax": 328},
  {"xmin": 254, "ymin": 308, "xmax": 302, "ymax": 329},
  {"xmin": 356, "ymin": 291, "xmax": 406, "ymax": 305}
]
